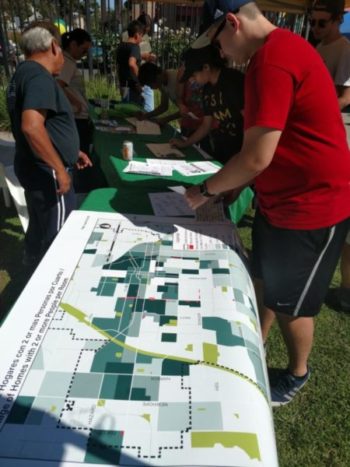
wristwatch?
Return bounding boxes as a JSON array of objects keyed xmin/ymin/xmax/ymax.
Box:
[{"xmin": 199, "ymin": 180, "xmax": 215, "ymax": 198}]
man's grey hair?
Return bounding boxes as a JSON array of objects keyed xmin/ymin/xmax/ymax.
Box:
[{"xmin": 20, "ymin": 21, "xmax": 61, "ymax": 56}]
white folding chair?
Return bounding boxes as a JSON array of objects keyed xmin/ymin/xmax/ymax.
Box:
[
  {"xmin": 0, "ymin": 162, "xmax": 11, "ymax": 208},
  {"xmin": 4, "ymin": 165, "xmax": 29, "ymax": 232}
]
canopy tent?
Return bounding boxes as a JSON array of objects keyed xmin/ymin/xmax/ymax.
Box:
[
  {"xmin": 257, "ymin": 0, "xmax": 350, "ymax": 13},
  {"xmin": 135, "ymin": 1, "xmax": 350, "ymax": 14}
]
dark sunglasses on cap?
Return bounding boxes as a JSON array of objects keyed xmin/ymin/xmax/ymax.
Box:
[
  {"xmin": 211, "ymin": 19, "xmax": 227, "ymax": 44},
  {"xmin": 210, "ymin": 8, "xmax": 241, "ymax": 45},
  {"xmin": 309, "ymin": 18, "xmax": 332, "ymax": 28}
]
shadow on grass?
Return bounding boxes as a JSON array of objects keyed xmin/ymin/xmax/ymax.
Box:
[{"xmin": 0, "ymin": 201, "xmax": 34, "ymax": 325}]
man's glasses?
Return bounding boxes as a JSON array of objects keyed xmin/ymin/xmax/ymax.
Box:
[{"xmin": 309, "ymin": 18, "xmax": 332, "ymax": 28}]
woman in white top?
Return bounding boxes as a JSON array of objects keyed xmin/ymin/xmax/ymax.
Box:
[{"xmin": 57, "ymin": 29, "xmax": 105, "ymax": 192}]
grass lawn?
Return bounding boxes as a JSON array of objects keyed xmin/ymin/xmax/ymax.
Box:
[{"xmin": 1, "ymin": 198, "xmax": 350, "ymax": 466}]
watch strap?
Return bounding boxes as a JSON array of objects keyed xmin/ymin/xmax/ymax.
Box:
[{"xmin": 199, "ymin": 180, "xmax": 215, "ymax": 198}]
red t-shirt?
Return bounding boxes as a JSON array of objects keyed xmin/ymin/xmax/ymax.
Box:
[{"xmin": 245, "ymin": 28, "xmax": 350, "ymax": 229}]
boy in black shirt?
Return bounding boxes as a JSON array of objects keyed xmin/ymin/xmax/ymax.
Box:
[
  {"xmin": 170, "ymin": 45, "xmax": 244, "ymax": 164},
  {"xmin": 116, "ymin": 20, "xmax": 144, "ymax": 106}
]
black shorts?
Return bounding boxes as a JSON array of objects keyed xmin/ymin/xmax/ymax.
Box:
[{"xmin": 251, "ymin": 210, "xmax": 350, "ymax": 317}]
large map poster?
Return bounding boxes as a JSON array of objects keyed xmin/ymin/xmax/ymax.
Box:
[{"xmin": 0, "ymin": 211, "xmax": 278, "ymax": 466}]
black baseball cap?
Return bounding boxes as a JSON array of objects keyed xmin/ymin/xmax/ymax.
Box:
[{"xmin": 192, "ymin": 0, "xmax": 253, "ymax": 49}]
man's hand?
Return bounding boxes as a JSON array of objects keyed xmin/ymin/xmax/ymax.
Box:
[
  {"xmin": 76, "ymin": 151, "xmax": 93, "ymax": 170},
  {"xmin": 185, "ymin": 185, "xmax": 209, "ymax": 210},
  {"xmin": 73, "ymin": 100, "xmax": 83, "ymax": 114},
  {"xmin": 170, "ymin": 138, "xmax": 187, "ymax": 149},
  {"xmin": 56, "ymin": 169, "xmax": 71, "ymax": 195}
]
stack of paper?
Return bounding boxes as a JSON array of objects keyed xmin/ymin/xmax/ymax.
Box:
[
  {"xmin": 175, "ymin": 161, "xmax": 220, "ymax": 176},
  {"xmin": 148, "ymin": 189, "xmax": 227, "ymax": 222},
  {"xmin": 123, "ymin": 159, "xmax": 220, "ymax": 178},
  {"xmin": 123, "ymin": 161, "xmax": 173, "ymax": 177},
  {"xmin": 148, "ymin": 192, "xmax": 195, "ymax": 216},
  {"xmin": 95, "ymin": 119, "xmax": 134, "ymax": 133},
  {"xmin": 126, "ymin": 118, "xmax": 161, "ymax": 135},
  {"xmin": 195, "ymin": 198, "xmax": 227, "ymax": 222}
]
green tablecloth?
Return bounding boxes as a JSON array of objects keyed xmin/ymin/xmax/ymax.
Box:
[
  {"xmin": 80, "ymin": 187, "xmax": 154, "ymax": 215},
  {"xmin": 93, "ymin": 126, "xmax": 214, "ymax": 188},
  {"xmin": 80, "ymin": 186, "xmax": 254, "ymax": 224},
  {"xmin": 93, "ymin": 128, "xmax": 207, "ymax": 162},
  {"xmin": 87, "ymin": 104, "xmax": 253, "ymax": 223}
]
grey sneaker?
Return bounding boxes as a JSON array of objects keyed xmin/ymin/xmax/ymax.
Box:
[{"xmin": 269, "ymin": 367, "xmax": 311, "ymax": 407}]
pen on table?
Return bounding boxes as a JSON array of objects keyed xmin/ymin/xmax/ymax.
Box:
[
  {"xmin": 170, "ymin": 126, "xmax": 179, "ymax": 141},
  {"xmin": 190, "ymin": 163, "xmax": 205, "ymax": 173}
]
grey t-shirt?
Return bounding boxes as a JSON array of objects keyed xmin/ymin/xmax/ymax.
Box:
[
  {"xmin": 7, "ymin": 60, "xmax": 80, "ymax": 178},
  {"xmin": 58, "ymin": 51, "xmax": 89, "ymax": 119}
]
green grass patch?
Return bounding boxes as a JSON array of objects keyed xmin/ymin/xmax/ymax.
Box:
[{"xmin": 0, "ymin": 82, "xmax": 11, "ymax": 131}]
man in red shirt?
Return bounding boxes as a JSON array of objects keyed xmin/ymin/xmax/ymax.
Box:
[{"xmin": 185, "ymin": 0, "xmax": 350, "ymax": 406}]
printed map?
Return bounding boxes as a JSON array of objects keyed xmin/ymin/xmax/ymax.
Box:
[{"xmin": 0, "ymin": 212, "xmax": 278, "ymax": 466}]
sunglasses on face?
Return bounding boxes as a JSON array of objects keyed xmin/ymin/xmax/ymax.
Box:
[
  {"xmin": 211, "ymin": 18, "xmax": 226, "ymax": 45},
  {"xmin": 309, "ymin": 18, "xmax": 332, "ymax": 28}
]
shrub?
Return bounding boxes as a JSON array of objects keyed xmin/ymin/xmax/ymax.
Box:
[
  {"xmin": 151, "ymin": 25, "xmax": 197, "ymax": 69},
  {"xmin": 0, "ymin": 82, "xmax": 11, "ymax": 131},
  {"xmin": 85, "ymin": 76, "xmax": 120, "ymax": 100}
]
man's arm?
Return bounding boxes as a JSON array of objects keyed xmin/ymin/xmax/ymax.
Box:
[
  {"xmin": 128, "ymin": 56, "xmax": 139, "ymax": 82},
  {"xmin": 21, "ymin": 109, "xmax": 71, "ymax": 194},
  {"xmin": 185, "ymin": 126, "xmax": 282, "ymax": 209},
  {"xmin": 154, "ymin": 110, "xmax": 181, "ymax": 127},
  {"xmin": 336, "ymin": 85, "xmax": 350, "ymax": 110}
]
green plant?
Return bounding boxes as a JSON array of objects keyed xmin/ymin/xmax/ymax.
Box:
[
  {"xmin": 151, "ymin": 25, "xmax": 197, "ymax": 69},
  {"xmin": 85, "ymin": 76, "xmax": 120, "ymax": 100},
  {"xmin": 0, "ymin": 82, "xmax": 11, "ymax": 131}
]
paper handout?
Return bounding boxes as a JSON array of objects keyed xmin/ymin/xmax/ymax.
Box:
[
  {"xmin": 168, "ymin": 185, "xmax": 187, "ymax": 195},
  {"xmin": 123, "ymin": 161, "xmax": 173, "ymax": 176},
  {"xmin": 175, "ymin": 160, "xmax": 220, "ymax": 176},
  {"xmin": 195, "ymin": 198, "xmax": 227, "ymax": 222},
  {"xmin": 126, "ymin": 118, "xmax": 161, "ymax": 135},
  {"xmin": 147, "ymin": 143, "xmax": 186, "ymax": 159},
  {"xmin": 149, "ymin": 190, "xmax": 228, "ymax": 222},
  {"xmin": 149, "ymin": 192, "xmax": 195, "ymax": 216}
]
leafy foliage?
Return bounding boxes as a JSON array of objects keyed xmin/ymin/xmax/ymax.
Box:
[
  {"xmin": 0, "ymin": 82, "xmax": 11, "ymax": 131},
  {"xmin": 151, "ymin": 24, "xmax": 197, "ymax": 69},
  {"xmin": 85, "ymin": 76, "xmax": 119, "ymax": 100},
  {"xmin": 1, "ymin": 0, "xmax": 84, "ymax": 25}
]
